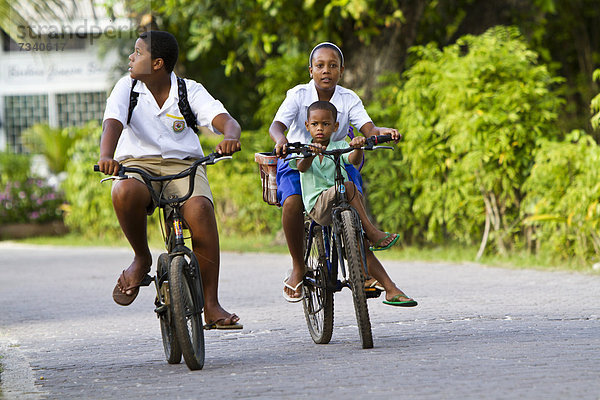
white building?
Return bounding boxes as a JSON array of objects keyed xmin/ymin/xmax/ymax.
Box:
[{"xmin": 0, "ymin": 2, "xmax": 135, "ymax": 152}]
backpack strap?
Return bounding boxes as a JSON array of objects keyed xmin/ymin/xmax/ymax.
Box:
[
  {"xmin": 177, "ymin": 76, "xmax": 199, "ymax": 133},
  {"xmin": 126, "ymin": 79, "xmax": 139, "ymax": 126},
  {"xmin": 126, "ymin": 77, "xmax": 199, "ymax": 133}
]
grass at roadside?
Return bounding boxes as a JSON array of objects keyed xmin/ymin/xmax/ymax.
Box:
[
  {"xmin": 8, "ymin": 232, "xmax": 596, "ymax": 273},
  {"xmin": 10, "ymin": 232, "xmax": 289, "ymax": 254}
]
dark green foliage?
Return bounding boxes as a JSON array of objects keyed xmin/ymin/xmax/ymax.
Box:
[{"xmin": 366, "ymin": 27, "xmax": 564, "ymax": 254}]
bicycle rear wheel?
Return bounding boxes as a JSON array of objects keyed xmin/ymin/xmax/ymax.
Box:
[
  {"xmin": 302, "ymin": 223, "xmax": 334, "ymax": 344},
  {"xmin": 157, "ymin": 253, "xmax": 182, "ymax": 364},
  {"xmin": 169, "ymin": 255, "xmax": 205, "ymax": 370},
  {"xmin": 341, "ymin": 210, "xmax": 373, "ymax": 349}
]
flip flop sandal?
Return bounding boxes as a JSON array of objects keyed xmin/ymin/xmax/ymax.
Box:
[
  {"xmin": 282, "ymin": 275, "xmax": 304, "ymax": 303},
  {"xmin": 364, "ymin": 278, "xmax": 385, "ymax": 291},
  {"xmin": 204, "ymin": 314, "xmax": 244, "ymax": 330},
  {"xmin": 383, "ymin": 294, "xmax": 418, "ymax": 307},
  {"xmin": 369, "ymin": 232, "xmax": 400, "ymax": 252},
  {"xmin": 112, "ymin": 271, "xmax": 153, "ymax": 306}
]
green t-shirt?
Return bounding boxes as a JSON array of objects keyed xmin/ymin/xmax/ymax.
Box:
[{"xmin": 289, "ymin": 140, "xmax": 352, "ymax": 212}]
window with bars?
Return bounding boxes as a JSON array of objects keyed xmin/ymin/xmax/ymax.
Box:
[
  {"xmin": 2, "ymin": 91, "xmax": 107, "ymax": 153},
  {"xmin": 3, "ymin": 95, "xmax": 48, "ymax": 152},
  {"xmin": 56, "ymin": 91, "xmax": 107, "ymax": 127}
]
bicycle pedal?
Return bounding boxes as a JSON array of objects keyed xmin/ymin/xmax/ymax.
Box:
[
  {"xmin": 154, "ymin": 304, "xmax": 168, "ymax": 315},
  {"xmin": 365, "ymin": 287, "xmax": 382, "ymax": 299}
]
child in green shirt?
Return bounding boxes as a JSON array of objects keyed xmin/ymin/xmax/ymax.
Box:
[{"xmin": 289, "ymin": 100, "xmax": 417, "ymax": 307}]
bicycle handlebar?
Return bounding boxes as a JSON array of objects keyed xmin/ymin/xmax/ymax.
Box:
[
  {"xmin": 281, "ymin": 134, "xmax": 395, "ymax": 157},
  {"xmin": 93, "ymin": 152, "xmax": 231, "ymax": 206}
]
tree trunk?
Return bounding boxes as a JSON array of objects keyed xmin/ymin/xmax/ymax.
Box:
[{"xmin": 341, "ymin": 0, "xmax": 429, "ymax": 101}]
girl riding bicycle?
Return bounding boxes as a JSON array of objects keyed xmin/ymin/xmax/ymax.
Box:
[
  {"xmin": 268, "ymin": 42, "xmax": 416, "ymax": 305},
  {"xmin": 288, "ymin": 101, "xmax": 416, "ymax": 307}
]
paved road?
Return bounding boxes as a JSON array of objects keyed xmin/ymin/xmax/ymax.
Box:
[{"xmin": 0, "ymin": 243, "xmax": 599, "ymax": 400}]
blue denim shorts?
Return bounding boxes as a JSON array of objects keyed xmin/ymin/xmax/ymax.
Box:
[{"xmin": 276, "ymin": 158, "xmax": 363, "ymax": 206}]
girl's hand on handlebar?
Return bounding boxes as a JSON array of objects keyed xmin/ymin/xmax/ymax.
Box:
[
  {"xmin": 216, "ymin": 138, "xmax": 241, "ymax": 155},
  {"xmin": 349, "ymin": 136, "xmax": 366, "ymax": 148},
  {"xmin": 275, "ymin": 138, "xmax": 289, "ymax": 158},
  {"xmin": 378, "ymin": 128, "xmax": 402, "ymax": 142},
  {"xmin": 98, "ymin": 157, "xmax": 120, "ymax": 175}
]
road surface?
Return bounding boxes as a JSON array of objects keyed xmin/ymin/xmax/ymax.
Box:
[{"xmin": 0, "ymin": 243, "xmax": 599, "ymax": 399}]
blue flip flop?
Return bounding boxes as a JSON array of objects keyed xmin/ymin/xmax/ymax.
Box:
[{"xmin": 369, "ymin": 232, "xmax": 399, "ymax": 251}]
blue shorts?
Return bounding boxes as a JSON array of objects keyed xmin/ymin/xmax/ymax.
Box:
[{"xmin": 276, "ymin": 158, "xmax": 363, "ymax": 206}]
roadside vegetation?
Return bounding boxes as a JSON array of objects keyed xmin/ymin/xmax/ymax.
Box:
[{"xmin": 2, "ymin": 1, "xmax": 600, "ymax": 273}]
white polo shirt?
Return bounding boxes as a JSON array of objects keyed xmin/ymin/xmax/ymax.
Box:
[
  {"xmin": 103, "ymin": 72, "xmax": 229, "ymax": 161},
  {"xmin": 273, "ymin": 80, "xmax": 372, "ymax": 144}
]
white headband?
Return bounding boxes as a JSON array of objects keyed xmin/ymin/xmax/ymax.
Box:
[{"xmin": 309, "ymin": 42, "xmax": 344, "ymax": 67}]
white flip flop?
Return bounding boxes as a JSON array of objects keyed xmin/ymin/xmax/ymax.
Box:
[{"xmin": 283, "ymin": 274, "xmax": 304, "ymax": 303}]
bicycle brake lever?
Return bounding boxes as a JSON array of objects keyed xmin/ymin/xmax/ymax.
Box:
[
  {"xmin": 100, "ymin": 176, "xmax": 127, "ymax": 183},
  {"xmin": 211, "ymin": 155, "xmax": 233, "ymax": 164}
]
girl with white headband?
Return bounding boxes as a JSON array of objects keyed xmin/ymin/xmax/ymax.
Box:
[{"xmin": 268, "ymin": 42, "xmax": 416, "ymax": 306}]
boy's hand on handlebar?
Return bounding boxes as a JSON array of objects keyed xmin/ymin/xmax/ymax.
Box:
[
  {"xmin": 349, "ymin": 137, "xmax": 366, "ymax": 148},
  {"xmin": 216, "ymin": 138, "xmax": 241, "ymax": 155},
  {"xmin": 308, "ymin": 143, "xmax": 327, "ymax": 154},
  {"xmin": 97, "ymin": 157, "xmax": 120, "ymax": 175}
]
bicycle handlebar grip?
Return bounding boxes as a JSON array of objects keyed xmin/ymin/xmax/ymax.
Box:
[
  {"xmin": 372, "ymin": 134, "xmax": 392, "ymax": 144},
  {"xmin": 93, "ymin": 165, "xmax": 100, "ymax": 172}
]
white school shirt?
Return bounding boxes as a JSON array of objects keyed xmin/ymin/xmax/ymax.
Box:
[
  {"xmin": 103, "ymin": 72, "xmax": 229, "ymax": 161},
  {"xmin": 273, "ymin": 80, "xmax": 372, "ymax": 144}
]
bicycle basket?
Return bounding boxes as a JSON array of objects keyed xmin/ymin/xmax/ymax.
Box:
[{"xmin": 254, "ymin": 152, "xmax": 280, "ymax": 206}]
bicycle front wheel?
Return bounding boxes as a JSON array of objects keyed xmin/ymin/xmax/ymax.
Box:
[
  {"xmin": 341, "ymin": 210, "xmax": 373, "ymax": 349},
  {"xmin": 169, "ymin": 255, "xmax": 205, "ymax": 370},
  {"xmin": 157, "ymin": 253, "xmax": 182, "ymax": 364},
  {"xmin": 302, "ymin": 224, "xmax": 334, "ymax": 344}
]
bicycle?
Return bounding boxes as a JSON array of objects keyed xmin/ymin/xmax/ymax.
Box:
[
  {"xmin": 94, "ymin": 152, "xmax": 231, "ymax": 370},
  {"xmin": 283, "ymin": 135, "xmax": 394, "ymax": 349}
]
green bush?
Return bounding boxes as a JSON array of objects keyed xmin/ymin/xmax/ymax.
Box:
[
  {"xmin": 256, "ymin": 50, "xmax": 307, "ymax": 127},
  {"xmin": 200, "ymin": 130, "xmax": 282, "ymax": 236},
  {"xmin": 61, "ymin": 123, "xmax": 123, "ymax": 239},
  {"xmin": 522, "ymin": 131, "xmax": 600, "ymax": 263},
  {"xmin": 0, "ymin": 152, "xmax": 32, "ymax": 184},
  {"xmin": 0, "ymin": 178, "xmax": 65, "ymax": 224},
  {"xmin": 22, "ymin": 123, "xmax": 88, "ymax": 174},
  {"xmin": 366, "ymin": 26, "xmax": 564, "ymax": 255},
  {"xmin": 0, "ymin": 152, "xmax": 65, "ymax": 225}
]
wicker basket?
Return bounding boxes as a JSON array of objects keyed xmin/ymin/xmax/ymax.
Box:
[{"xmin": 254, "ymin": 152, "xmax": 280, "ymax": 206}]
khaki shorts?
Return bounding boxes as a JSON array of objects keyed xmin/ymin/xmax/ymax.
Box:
[
  {"xmin": 113, "ymin": 157, "xmax": 213, "ymax": 214},
  {"xmin": 309, "ymin": 186, "xmax": 365, "ymax": 226}
]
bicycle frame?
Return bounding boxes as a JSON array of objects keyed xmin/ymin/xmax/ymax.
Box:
[
  {"xmin": 96, "ymin": 153, "xmax": 231, "ymax": 315},
  {"xmin": 292, "ymin": 136, "xmax": 393, "ymax": 292}
]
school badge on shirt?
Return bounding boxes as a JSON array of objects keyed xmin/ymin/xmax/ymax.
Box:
[{"xmin": 173, "ymin": 120, "xmax": 185, "ymax": 132}]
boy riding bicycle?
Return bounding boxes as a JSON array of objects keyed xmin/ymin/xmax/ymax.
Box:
[
  {"xmin": 97, "ymin": 30, "xmax": 242, "ymax": 329},
  {"xmin": 288, "ymin": 101, "xmax": 417, "ymax": 307}
]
